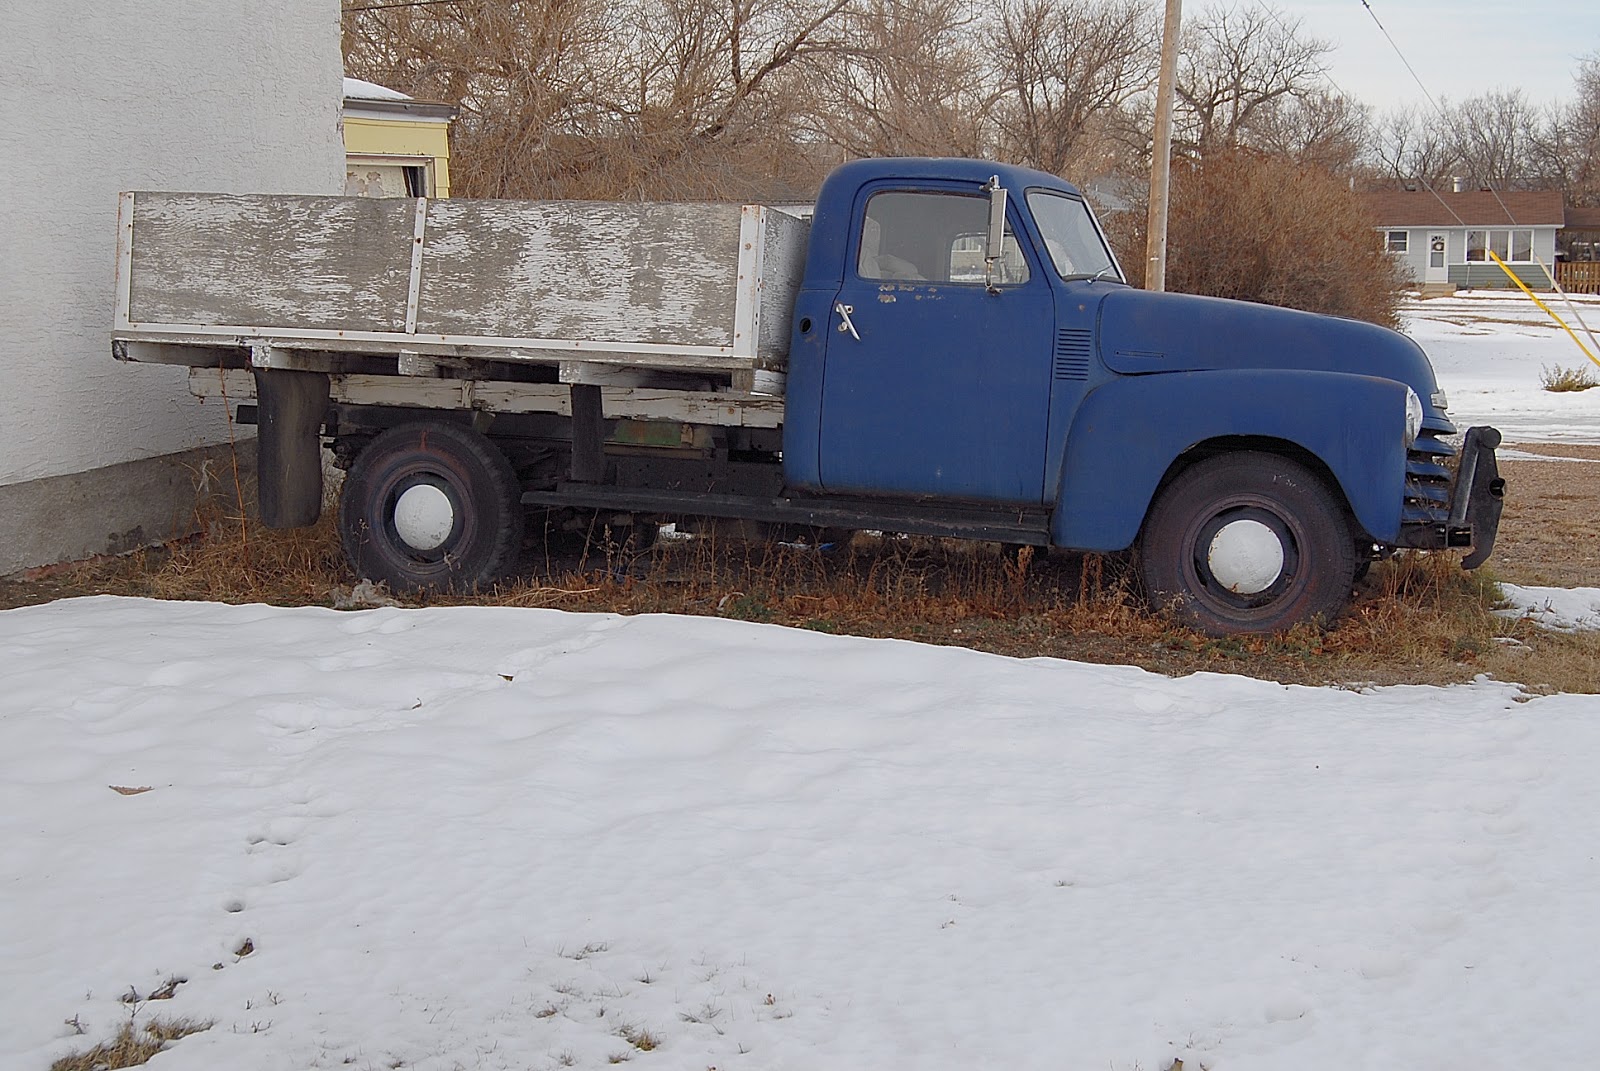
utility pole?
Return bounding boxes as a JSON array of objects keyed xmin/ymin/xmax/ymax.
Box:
[{"xmin": 1145, "ymin": 0, "xmax": 1182, "ymax": 292}]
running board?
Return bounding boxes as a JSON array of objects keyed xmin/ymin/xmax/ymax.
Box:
[{"xmin": 521, "ymin": 484, "xmax": 1053, "ymax": 545}]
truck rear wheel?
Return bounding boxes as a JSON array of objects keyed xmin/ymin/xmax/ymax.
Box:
[
  {"xmin": 1138, "ymin": 452, "xmax": 1356, "ymax": 635},
  {"xmin": 339, "ymin": 421, "xmax": 524, "ymax": 593}
]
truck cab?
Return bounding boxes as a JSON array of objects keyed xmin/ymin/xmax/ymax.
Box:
[
  {"xmin": 780, "ymin": 159, "xmax": 1502, "ymax": 633},
  {"xmin": 785, "ymin": 159, "xmax": 1110, "ymax": 504}
]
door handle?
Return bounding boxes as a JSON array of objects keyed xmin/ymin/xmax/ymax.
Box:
[{"xmin": 834, "ymin": 302, "xmax": 860, "ymax": 341}]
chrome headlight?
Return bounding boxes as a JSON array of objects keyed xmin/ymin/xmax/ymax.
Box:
[{"xmin": 1405, "ymin": 388, "xmax": 1423, "ymax": 447}]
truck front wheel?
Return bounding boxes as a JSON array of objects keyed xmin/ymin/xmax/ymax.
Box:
[
  {"xmin": 339, "ymin": 421, "xmax": 524, "ymax": 593},
  {"xmin": 1138, "ymin": 452, "xmax": 1356, "ymax": 635}
]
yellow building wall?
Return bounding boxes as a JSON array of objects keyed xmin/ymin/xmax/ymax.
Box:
[{"xmin": 342, "ymin": 116, "xmax": 452, "ymax": 196}]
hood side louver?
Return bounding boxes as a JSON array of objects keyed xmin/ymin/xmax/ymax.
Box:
[{"xmin": 1055, "ymin": 328, "xmax": 1092, "ymax": 380}]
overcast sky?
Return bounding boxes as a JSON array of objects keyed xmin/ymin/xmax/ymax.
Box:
[{"xmin": 1265, "ymin": 0, "xmax": 1597, "ymax": 115}]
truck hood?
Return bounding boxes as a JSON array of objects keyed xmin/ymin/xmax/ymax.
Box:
[{"xmin": 1094, "ymin": 288, "xmax": 1451, "ymax": 428}]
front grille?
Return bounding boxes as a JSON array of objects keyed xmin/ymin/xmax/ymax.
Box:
[{"xmin": 1402, "ymin": 427, "xmax": 1456, "ymax": 525}]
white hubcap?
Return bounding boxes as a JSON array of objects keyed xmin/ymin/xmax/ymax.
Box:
[
  {"xmin": 1207, "ymin": 519, "xmax": 1285, "ymax": 595},
  {"xmin": 393, "ymin": 484, "xmax": 455, "ymax": 551}
]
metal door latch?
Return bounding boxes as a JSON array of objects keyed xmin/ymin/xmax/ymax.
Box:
[{"xmin": 834, "ymin": 302, "xmax": 860, "ymax": 340}]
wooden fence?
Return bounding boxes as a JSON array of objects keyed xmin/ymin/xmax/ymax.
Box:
[{"xmin": 1555, "ymin": 261, "xmax": 1600, "ymax": 294}]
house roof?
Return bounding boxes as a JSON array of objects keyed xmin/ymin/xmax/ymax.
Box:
[
  {"xmin": 1360, "ymin": 188, "xmax": 1566, "ymax": 228},
  {"xmin": 1565, "ymin": 205, "xmax": 1600, "ymax": 230},
  {"xmin": 342, "ymin": 75, "xmax": 459, "ymax": 122}
]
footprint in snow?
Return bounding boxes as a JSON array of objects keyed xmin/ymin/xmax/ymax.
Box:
[{"xmin": 1358, "ymin": 950, "xmax": 1408, "ymax": 980}]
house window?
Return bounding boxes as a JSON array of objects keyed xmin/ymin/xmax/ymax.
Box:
[
  {"xmin": 1465, "ymin": 229, "xmax": 1534, "ymax": 263},
  {"xmin": 1386, "ymin": 230, "xmax": 1409, "ymax": 253}
]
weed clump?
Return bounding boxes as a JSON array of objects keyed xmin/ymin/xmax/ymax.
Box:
[
  {"xmin": 51, "ymin": 1018, "xmax": 212, "ymax": 1071},
  {"xmin": 1539, "ymin": 363, "xmax": 1599, "ymax": 392}
]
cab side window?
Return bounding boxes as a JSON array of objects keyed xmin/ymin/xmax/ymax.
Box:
[{"xmin": 857, "ymin": 191, "xmax": 1029, "ymax": 285}]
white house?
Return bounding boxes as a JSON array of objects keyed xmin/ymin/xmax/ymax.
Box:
[
  {"xmin": 0, "ymin": 2, "xmax": 345, "ymax": 576},
  {"xmin": 1362, "ymin": 187, "xmax": 1566, "ymax": 293}
]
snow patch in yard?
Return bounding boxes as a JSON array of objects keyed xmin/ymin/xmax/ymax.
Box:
[
  {"xmin": 1498, "ymin": 583, "xmax": 1600, "ymax": 631},
  {"xmin": 1405, "ymin": 291, "xmax": 1600, "ymax": 442}
]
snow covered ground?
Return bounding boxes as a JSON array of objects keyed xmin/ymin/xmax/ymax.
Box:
[
  {"xmin": 1405, "ymin": 290, "xmax": 1600, "ymax": 443},
  {"xmin": 3, "ymin": 290, "xmax": 1599, "ymax": 1071},
  {"xmin": 5, "ymin": 597, "xmax": 1600, "ymax": 1071}
]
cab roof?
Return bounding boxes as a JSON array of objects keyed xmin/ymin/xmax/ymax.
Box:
[
  {"xmin": 819, "ymin": 157, "xmax": 1083, "ymax": 199},
  {"xmin": 805, "ymin": 158, "xmax": 1084, "ymax": 288}
]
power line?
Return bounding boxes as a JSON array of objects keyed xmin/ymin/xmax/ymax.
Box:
[
  {"xmin": 344, "ymin": 0, "xmax": 460, "ymax": 12},
  {"xmin": 1239, "ymin": 0, "xmax": 1470, "ymax": 228},
  {"xmin": 1357, "ymin": 0, "xmax": 1442, "ymax": 115},
  {"xmin": 1355, "ymin": 0, "xmax": 1532, "ymax": 231}
]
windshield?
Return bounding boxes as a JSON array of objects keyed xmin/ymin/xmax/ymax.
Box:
[{"xmin": 1025, "ymin": 190, "xmax": 1120, "ymax": 281}]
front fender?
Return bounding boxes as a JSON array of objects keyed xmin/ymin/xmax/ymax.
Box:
[{"xmin": 1051, "ymin": 370, "xmax": 1411, "ymax": 551}]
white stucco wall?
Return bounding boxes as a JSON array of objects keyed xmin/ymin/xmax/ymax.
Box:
[{"xmin": 0, "ymin": 1, "xmax": 345, "ymax": 488}]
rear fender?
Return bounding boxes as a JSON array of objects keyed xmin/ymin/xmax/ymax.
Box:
[{"xmin": 1050, "ymin": 370, "xmax": 1410, "ymax": 551}]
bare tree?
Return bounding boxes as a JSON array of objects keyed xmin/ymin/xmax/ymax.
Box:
[
  {"xmin": 1364, "ymin": 107, "xmax": 1462, "ymax": 190},
  {"xmin": 1440, "ymin": 88, "xmax": 1545, "ymax": 190},
  {"xmin": 1173, "ymin": 2, "xmax": 1332, "ymax": 154},
  {"xmin": 1244, "ymin": 89, "xmax": 1369, "ymax": 174},
  {"xmin": 1538, "ymin": 53, "xmax": 1600, "ymax": 204},
  {"xmin": 1364, "ymin": 89, "xmax": 1553, "ymax": 194},
  {"xmin": 989, "ymin": 0, "xmax": 1158, "ymax": 178},
  {"xmin": 343, "ymin": 0, "xmax": 855, "ymax": 200},
  {"xmin": 799, "ymin": 0, "xmax": 992, "ymax": 159}
]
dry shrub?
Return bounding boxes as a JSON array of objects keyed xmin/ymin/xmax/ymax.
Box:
[{"xmin": 1106, "ymin": 149, "xmax": 1406, "ymax": 327}]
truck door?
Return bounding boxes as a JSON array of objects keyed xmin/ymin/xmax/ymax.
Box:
[{"xmin": 818, "ymin": 187, "xmax": 1054, "ymax": 503}]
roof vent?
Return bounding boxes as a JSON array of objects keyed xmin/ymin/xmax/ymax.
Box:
[{"xmin": 1452, "ymin": 176, "xmax": 1465, "ymax": 193}]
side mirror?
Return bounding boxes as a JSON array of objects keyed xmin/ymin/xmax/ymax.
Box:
[{"xmin": 982, "ymin": 175, "xmax": 1008, "ymax": 294}]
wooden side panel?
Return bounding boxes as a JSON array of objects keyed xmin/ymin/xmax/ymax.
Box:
[
  {"xmin": 756, "ymin": 208, "xmax": 810, "ymax": 369},
  {"xmin": 417, "ymin": 200, "xmax": 742, "ymax": 346},
  {"xmin": 127, "ymin": 193, "xmax": 414, "ymax": 331}
]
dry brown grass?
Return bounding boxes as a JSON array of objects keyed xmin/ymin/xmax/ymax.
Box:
[
  {"xmin": 50, "ymin": 1017, "xmax": 211, "ymax": 1071},
  {"xmin": 1486, "ymin": 453, "xmax": 1600, "ymax": 590},
  {"xmin": 76, "ymin": 510, "xmax": 346, "ymax": 607},
  {"xmin": 13, "ymin": 505, "xmax": 1593, "ymax": 694}
]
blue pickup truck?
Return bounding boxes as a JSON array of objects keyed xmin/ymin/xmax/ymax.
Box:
[{"xmin": 113, "ymin": 157, "xmax": 1504, "ymax": 634}]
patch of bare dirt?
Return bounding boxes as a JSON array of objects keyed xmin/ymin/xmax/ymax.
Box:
[{"xmin": 1489, "ymin": 446, "xmax": 1600, "ymax": 589}]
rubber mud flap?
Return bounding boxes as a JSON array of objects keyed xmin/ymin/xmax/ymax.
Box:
[
  {"xmin": 254, "ymin": 368, "xmax": 330, "ymax": 528},
  {"xmin": 1460, "ymin": 425, "xmax": 1505, "ymax": 569}
]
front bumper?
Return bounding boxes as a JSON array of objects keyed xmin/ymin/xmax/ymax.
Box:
[{"xmin": 1395, "ymin": 424, "xmax": 1506, "ymax": 567}]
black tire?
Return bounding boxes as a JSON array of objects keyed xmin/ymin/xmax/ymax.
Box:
[
  {"xmin": 339, "ymin": 421, "xmax": 524, "ymax": 592},
  {"xmin": 1138, "ymin": 452, "xmax": 1357, "ymax": 635}
]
